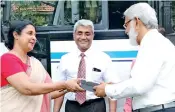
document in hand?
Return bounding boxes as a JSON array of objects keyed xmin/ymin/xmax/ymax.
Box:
[{"xmin": 80, "ymin": 80, "xmax": 99, "ymax": 92}]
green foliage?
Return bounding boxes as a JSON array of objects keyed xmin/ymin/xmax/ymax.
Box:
[
  {"xmin": 10, "ymin": 1, "xmax": 54, "ymax": 26},
  {"xmin": 9, "ymin": 1, "xmax": 175, "ymax": 28}
]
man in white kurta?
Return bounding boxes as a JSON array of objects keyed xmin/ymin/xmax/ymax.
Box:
[{"xmin": 94, "ymin": 3, "xmax": 175, "ymax": 112}]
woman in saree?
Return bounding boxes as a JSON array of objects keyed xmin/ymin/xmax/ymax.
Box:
[{"xmin": 0, "ymin": 20, "xmax": 84, "ymax": 112}]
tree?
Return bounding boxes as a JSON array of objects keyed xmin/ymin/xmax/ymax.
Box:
[{"xmin": 11, "ymin": 1, "xmax": 55, "ymax": 26}]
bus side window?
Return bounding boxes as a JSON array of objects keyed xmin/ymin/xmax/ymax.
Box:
[
  {"xmin": 10, "ymin": 1, "xmax": 57, "ymax": 26},
  {"xmin": 54, "ymin": 1, "xmax": 102, "ymax": 25},
  {"xmin": 108, "ymin": 1, "xmax": 147, "ymax": 29}
]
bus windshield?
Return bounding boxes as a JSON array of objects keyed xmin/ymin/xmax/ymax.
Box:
[{"xmin": 4, "ymin": 1, "xmax": 175, "ymax": 33}]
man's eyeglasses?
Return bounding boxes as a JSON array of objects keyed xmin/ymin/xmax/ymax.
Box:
[{"xmin": 123, "ymin": 19, "xmax": 133, "ymax": 29}]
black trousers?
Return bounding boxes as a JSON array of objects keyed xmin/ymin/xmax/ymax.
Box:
[
  {"xmin": 154, "ymin": 107, "xmax": 175, "ymax": 112},
  {"xmin": 133, "ymin": 107, "xmax": 175, "ymax": 112},
  {"xmin": 65, "ymin": 98, "xmax": 106, "ymax": 112}
]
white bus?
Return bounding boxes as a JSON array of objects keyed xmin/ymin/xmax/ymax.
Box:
[{"xmin": 1, "ymin": 1, "xmax": 175, "ymax": 112}]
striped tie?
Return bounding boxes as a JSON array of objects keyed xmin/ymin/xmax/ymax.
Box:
[{"xmin": 75, "ymin": 53, "xmax": 86, "ymax": 104}]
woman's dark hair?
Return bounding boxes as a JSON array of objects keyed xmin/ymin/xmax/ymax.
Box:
[{"xmin": 5, "ymin": 20, "xmax": 35, "ymax": 50}]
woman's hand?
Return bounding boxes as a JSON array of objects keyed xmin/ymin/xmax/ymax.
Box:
[{"xmin": 65, "ymin": 79, "xmax": 84, "ymax": 92}]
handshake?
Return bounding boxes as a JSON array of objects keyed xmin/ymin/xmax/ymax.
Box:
[{"xmin": 62, "ymin": 79, "xmax": 110, "ymax": 97}]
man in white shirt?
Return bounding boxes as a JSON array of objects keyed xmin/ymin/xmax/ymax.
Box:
[
  {"xmin": 94, "ymin": 3, "xmax": 175, "ymax": 112},
  {"xmin": 53, "ymin": 19, "xmax": 119, "ymax": 112}
]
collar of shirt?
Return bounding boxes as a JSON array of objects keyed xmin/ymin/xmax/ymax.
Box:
[
  {"xmin": 140, "ymin": 29, "xmax": 159, "ymax": 46},
  {"xmin": 75, "ymin": 47, "xmax": 93, "ymax": 58}
]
